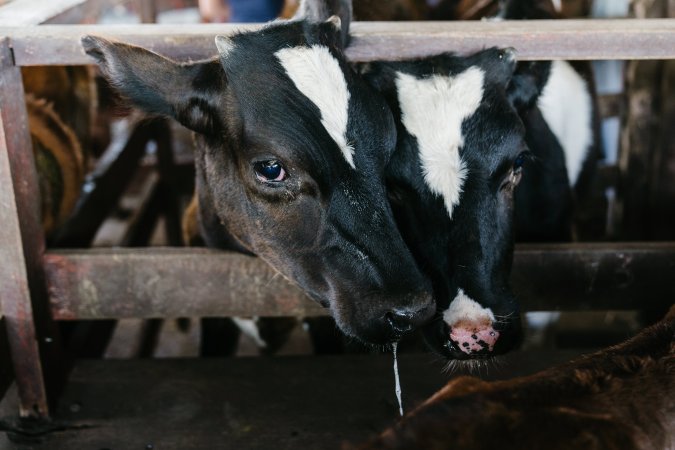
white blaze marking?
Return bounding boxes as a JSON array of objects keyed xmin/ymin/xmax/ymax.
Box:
[
  {"xmin": 275, "ymin": 45, "xmax": 354, "ymax": 168},
  {"xmin": 537, "ymin": 60, "xmax": 593, "ymax": 187},
  {"xmin": 442, "ymin": 288, "xmax": 495, "ymax": 326},
  {"xmin": 395, "ymin": 67, "xmax": 485, "ymax": 218}
]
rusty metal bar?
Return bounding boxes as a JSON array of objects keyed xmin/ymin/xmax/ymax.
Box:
[
  {"xmin": 2, "ymin": 19, "xmax": 675, "ymax": 66},
  {"xmin": 44, "ymin": 243, "xmax": 675, "ymax": 320},
  {"xmin": 45, "ymin": 248, "xmax": 324, "ymax": 319},
  {"xmin": 0, "ymin": 38, "xmax": 60, "ymax": 418}
]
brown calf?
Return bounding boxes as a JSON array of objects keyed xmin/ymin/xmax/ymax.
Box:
[{"xmin": 353, "ymin": 305, "xmax": 675, "ymax": 450}]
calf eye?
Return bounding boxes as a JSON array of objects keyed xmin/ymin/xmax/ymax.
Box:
[
  {"xmin": 254, "ymin": 160, "xmax": 287, "ymax": 182},
  {"xmin": 513, "ymin": 152, "xmax": 527, "ymax": 171},
  {"xmin": 513, "ymin": 150, "xmax": 530, "ymax": 172}
]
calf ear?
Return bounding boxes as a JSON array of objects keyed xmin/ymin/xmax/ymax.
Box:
[
  {"xmin": 81, "ymin": 35, "xmax": 224, "ymax": 135},
  {"xmin": 293, "ymin": 0, "xmax": 352, "ymax": 47},
  {"xmin": 507, "ymin": 61, "xmax": 551, "ymax": 110}
]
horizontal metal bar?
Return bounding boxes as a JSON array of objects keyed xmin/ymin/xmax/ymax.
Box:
[
  {"xmin": 45, "ymin": 248, "xmax": 325, "ymax": 319},
  {"xmin": 2, "ymin": 19, "xmax": 675, "ymax": 66},
  {"xmin": 44, "ymin": 243, "xmax": 675, "ymax": 320}
]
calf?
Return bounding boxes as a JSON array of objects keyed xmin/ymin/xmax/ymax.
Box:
[
  {"xmin": 353, "ymin": 304, "xmax": 675, "ymax": 450},
  {"xmin": 496, "ymin": 0, "xmax": 601, "ymax": 242},
  {"xmin": 359, "ymin": 48, "xmax": 539, "ymax": 359},
  {"xmin": 81, "ymin": 1, "xmax": 434, "ymax": 345},
  {"xmin": 358, "ymin": 0, "xmax": 600, "ymax": 359}
]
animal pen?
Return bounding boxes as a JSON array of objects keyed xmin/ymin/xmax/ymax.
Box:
[{"xmin": 0, "ymin": 0, "xmax": 674, "ymax": 448}]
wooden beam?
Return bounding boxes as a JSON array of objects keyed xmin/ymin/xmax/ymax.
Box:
[
  {"xmin": 44, "ymin": 243, "xmax": 675, "ymax": 321},
  {"xmin": 2, "ymin": 19, "xmax": 675, "ymax": 66}
]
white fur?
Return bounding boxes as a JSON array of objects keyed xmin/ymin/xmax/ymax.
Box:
[
  {"xmin": 232, "ymin": 317, "xmax": 267, "ymax": 349},
  {"xmin": 395, "ymin": 67, "xmax": 484, "ymax": 218},
  {"xmin": 214, "ymin": 35, "xmax": 236, "ymax": 57},
  {"xmin": 537, "ymin": 60, "xmax": 593, "ymax": 187},
  {"xmin": 442, "ymin": 288, "xmax": 495, "ymax": 326},
  {"xmin": 276, "ymin": 45, "xmax": 354, "ymax": 168}
]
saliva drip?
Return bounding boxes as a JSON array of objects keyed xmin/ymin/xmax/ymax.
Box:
[{"xmin": 392, "ymin": 342, "xmax": 404, "ymax": 417}]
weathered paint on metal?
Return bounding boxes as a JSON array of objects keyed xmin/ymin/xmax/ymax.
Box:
[
  {"xmin": 44, "ymin": 243, "xmax": 675, "ymax": 320},
  {"xmin": 0, "ymin": 37, "xmax": 50, "ymax": 418},
  {"xmin": 1, "ymin": 19, "xmax": 674, "ymax": 66}
]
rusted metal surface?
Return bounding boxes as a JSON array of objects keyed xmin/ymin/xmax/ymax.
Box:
[
  {"xmin": 44, "ymin": 243, "xmax": 675, "ymax": 320},
  {"xmin": 45, "ymin": 248, "xmax": 325, "ymax": 319},
  {"xmin": 2, "ymin": 19, "xmax": 675, "ymax": 66},
  {"xmin": 511, "ymin": 243, "xmax": 675, "ymax": 312},
  {"xmin": 0, "ymin": 38, "xmax": 53, "ymax": 418},
  {"xmin": 52, "ymin": 120, "xmax": 159, "ymax": 248}
]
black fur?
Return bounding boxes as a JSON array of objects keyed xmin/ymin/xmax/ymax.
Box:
[{"xmin": 82, "ymin": 13, "xmax": 434, "ymax": 345}]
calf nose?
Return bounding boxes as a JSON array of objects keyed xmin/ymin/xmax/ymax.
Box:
[
  {"xmin": 385, "ymin": 299, "xmax": 435, "ymax": 338},
  {"xmin": 449, "ymin": 323, "xmax": 499, "ymax": 355}
]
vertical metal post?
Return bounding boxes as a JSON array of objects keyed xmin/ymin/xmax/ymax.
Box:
[{"xmin": 0, "ymin": 37, "xmax": 62, "ymax": 418}]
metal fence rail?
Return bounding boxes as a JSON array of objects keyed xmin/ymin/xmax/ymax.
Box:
[{"xmin": 1, "ymin": 19, "xmax": 675, "ymax": 66}]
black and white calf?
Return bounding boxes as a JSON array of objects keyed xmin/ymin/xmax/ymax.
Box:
[
  {"xmin": 358, "ymin": 0, "xmax": 599, "ymax": 361},
  {"xmin": 81, "ymin": 1, "xmax": 435, "ymax": 345},
  {"xmin": 359, "ymin": 48, "xmax": 545, "ymax": 359}
]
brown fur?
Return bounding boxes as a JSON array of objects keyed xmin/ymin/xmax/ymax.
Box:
[
  {"xmin": 25, "ymin": 96, "xmax": 85, "ymax": 235},
  {"xmin": 182, "ymin": 192, "xmax": 202, "ymax": 246},
  {"xmin": 352, "ymin": 305, "xmax": 675, "ymax": 450},
  {"xmin": 23, "ymin": 66, "xmax": 97, "ymax": 158}
]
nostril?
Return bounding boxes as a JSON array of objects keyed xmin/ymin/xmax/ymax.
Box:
[{"xmin": 385, "ymin": 310, "xmax": 414, "ymax": 335}]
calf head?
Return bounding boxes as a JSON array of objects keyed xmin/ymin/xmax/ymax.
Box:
[
  {"xmin": 360, "ymin": 48, "xmax": 547, "ymax": 359},
  {"xmin": 81, "ymin": 12, "xmax": 433, "ymax": 344}
]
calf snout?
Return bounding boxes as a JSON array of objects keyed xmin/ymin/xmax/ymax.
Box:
[
  {"xmin": 448, "ymin": 321, "xmax": 499, "ymax": 355},
  {"xmin": 386, "ymin": 302, "xmax": 435, "ymax": 336},
  {"xmin": 423, "ymin": 288, "xmax": 522, "ymax": 360},
  {"xmin": 356, "ymin": 291, "xmax": 435, "ymax": 343}
]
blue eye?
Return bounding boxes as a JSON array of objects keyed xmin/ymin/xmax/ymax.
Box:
[{"xmin": 254, "ymin": 160, "xmax": 286, "ymax": 182}]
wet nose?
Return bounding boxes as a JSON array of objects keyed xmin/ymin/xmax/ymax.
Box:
[{"xmin": 384, "ymin": 300, "xmax": 435, "ymax": 338}]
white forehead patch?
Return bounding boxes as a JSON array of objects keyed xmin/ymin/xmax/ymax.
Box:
[
  {"xmin": 537, "ymin": 60, "xmax": 593, "ymax": 187},
  {"xmin": 395, "ymin": 67, "xmax": 484, "ymax": 218},
  {"xmin": 275, "ymin": 45, "xmax": 354, "ymax": 168},
  {"xmin": 442, "ymin": 288, "xmax": 496, "ymax": 327}
]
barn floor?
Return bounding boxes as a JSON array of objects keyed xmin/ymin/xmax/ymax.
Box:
[{"xmin": 0, "ymin": 351, "xmax": 583, "ymax": 450}]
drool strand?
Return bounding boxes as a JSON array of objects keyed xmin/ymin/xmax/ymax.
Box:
[{"xmin": 392, "ymin": 342, "xmax": 404, "ymax": 416}]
